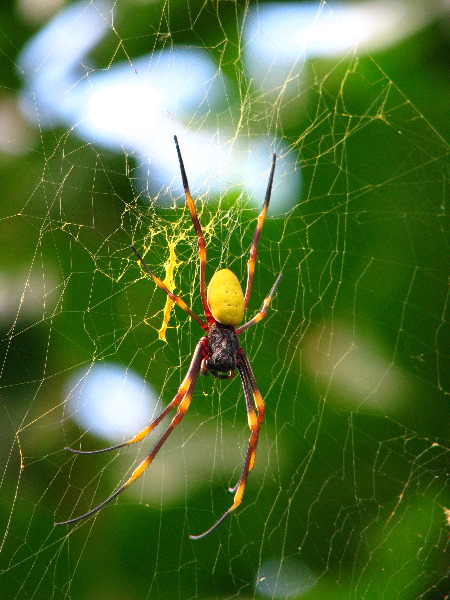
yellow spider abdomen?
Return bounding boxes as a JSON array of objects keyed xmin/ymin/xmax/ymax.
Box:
[{"xmin": 207, "ymin": 269, "xmax": 245, "ymax": 326}]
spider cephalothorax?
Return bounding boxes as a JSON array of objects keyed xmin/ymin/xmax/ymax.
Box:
[
  {"xmin": 206, "ymin": 321, "xmax": 240, "ymax": 375},
  {"xmin": 55, "ymin": 135, "xmax": 282, "ymax": 540}
]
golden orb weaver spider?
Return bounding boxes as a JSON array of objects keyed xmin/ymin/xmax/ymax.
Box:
[{"xmin": 55, "ymin": 136, "xmax": 282, "ymax": 539}]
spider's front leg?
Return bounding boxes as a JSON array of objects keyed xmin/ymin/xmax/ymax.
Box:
[
  {"xmin": 55, "ymin": 338, "xmax": 207, "ymax": 527},
  {"xmin": 189, "ymin": 349, "xmax": 264, "ymax": 540}
]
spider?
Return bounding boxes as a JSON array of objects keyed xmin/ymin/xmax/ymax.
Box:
[{"xmin": 55, "ymin": 136, "xmax": 282, "ymax": 539}]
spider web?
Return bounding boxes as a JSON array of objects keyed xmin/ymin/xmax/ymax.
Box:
[{"xmin": 0, "ymin": 1, "xmax": 449, "ymax": 599}]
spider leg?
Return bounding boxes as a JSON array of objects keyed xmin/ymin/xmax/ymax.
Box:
[
  {"xmin": 174, "ymin": 135, "xmax": 214, "ymax": 324},
  {"xmin": 237, "ymin": 272, "xmax": 282, "ymax": 334},
  {"xmin": 189, "ymin": 350, "xmax": 264, "ymax": 540},
  {"xmin": 131, "ymin": 245, "xmax": 208, "ymax": 332},
  {"xmin": 227, "ymin": 355, "xmax": 257, "ymax": 494},
  {"xmin": 55, "ymin": 339, "xmax": 206, "ymax": 527},
  {"xmin": 238, "ymin": 350, "xmax": 265, "ymax": 472},
  {"xmin": 244, "ymin": 153, "xmax": 276, "ymax": 311},
  {"xmin": 65, "ymin": 341, "xmax": 209, "ymax": 456},
  {"xmin": 64, "ymin": 396, "xmax": 181, "ymax": 455}
]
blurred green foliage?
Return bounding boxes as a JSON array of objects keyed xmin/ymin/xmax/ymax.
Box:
[{"xmin": 0, "ymin": 1, "xmax": 448, "ymax": 599}]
